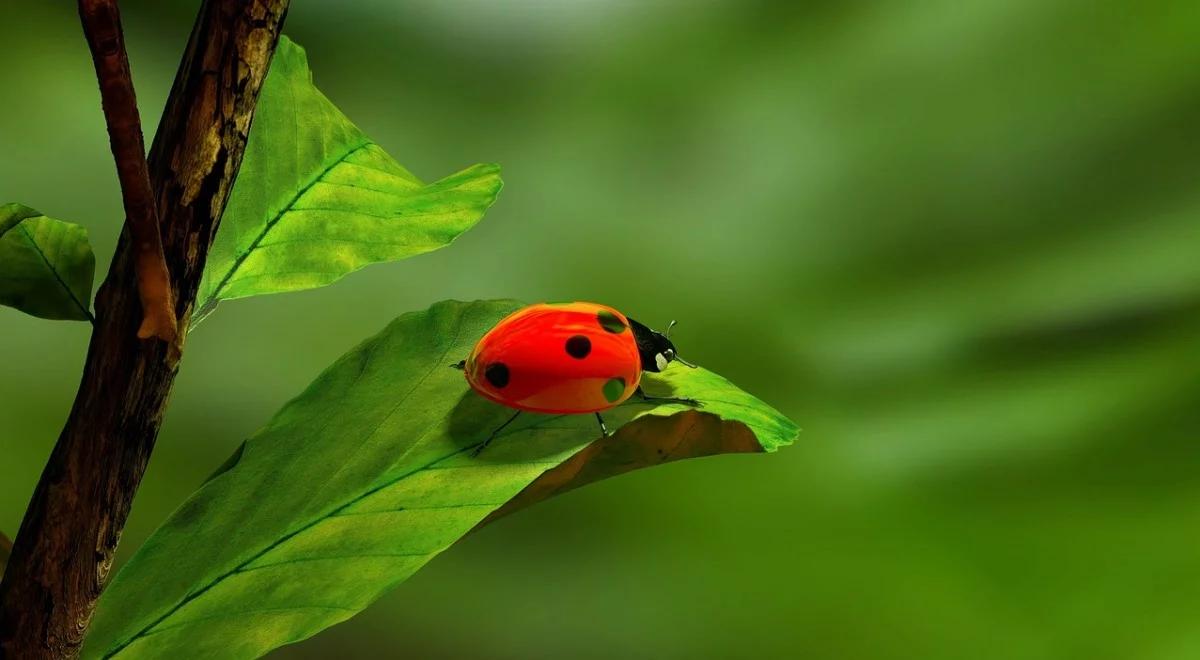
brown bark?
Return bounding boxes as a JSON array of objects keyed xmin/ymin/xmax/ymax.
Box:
[
  {"xmin": 78, "ymin": 0, "xmax": 176, "ymax": 343},
  {"xmin": 0, "ymin": 533, "xmax": 10, "ymax": 578},
  {"xmin": 0, "ymin": 1, "xmax": 289, "ymax": 657}
]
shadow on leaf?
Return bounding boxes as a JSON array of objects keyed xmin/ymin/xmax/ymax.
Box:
[{"xmin": 476, "ymin": 409, "xmax": 762, "ymax": 530}]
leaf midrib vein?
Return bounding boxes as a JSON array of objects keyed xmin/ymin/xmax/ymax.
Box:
[
  {"xmin": 105, "ymin": 440, "xmax": 511, "ymax": 657},
  {"xmin": 234, "ymin": 551, "xmax": 435, "ymax": 576},
  {"xmin": 199, "ymin": 140, "xmax": 374, "ymax": 310},
  {"xmin": 16, "ymin": 222, "xmax": 93, "ymax": 322}
]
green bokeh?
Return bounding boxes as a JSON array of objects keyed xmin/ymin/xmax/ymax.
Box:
[{"xmin": 3, "ymin": 1, "xmax": 1199, "ymax": 658}]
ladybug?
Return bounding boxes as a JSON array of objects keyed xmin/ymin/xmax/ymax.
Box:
[{"xmin": 454, "ymin": 302, "xmax": 698, "ymax": 455}]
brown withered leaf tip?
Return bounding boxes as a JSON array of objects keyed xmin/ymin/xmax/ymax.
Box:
[{"xmin": 476, "ymin": 410, "xmax": 763, "ymax": 531}]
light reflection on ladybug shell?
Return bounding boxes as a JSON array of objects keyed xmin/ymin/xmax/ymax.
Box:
[{"xmin": 465, "ymin": 302, "xmax": 642, "ymax": 414}]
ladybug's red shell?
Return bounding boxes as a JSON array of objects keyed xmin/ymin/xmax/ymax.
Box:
[{"xmin": 465, "ymin": 302, "xmax": 642, "ymax": 414}]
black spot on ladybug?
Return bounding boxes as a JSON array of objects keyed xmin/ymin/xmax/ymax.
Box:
[
  {"xmin": 602, "ymin": 376, "xmax": 626, "ymax": 403},
  {"xmin": 566, "ymin": 335, "xmax": 591, "ymax": 359},
  {"xmin": 598, "ymin": 310, "xmax": 626, "ymax": 334},
  {"xmin": 485, "ymin": 362, "xmax": 510, "ymax": 388}
]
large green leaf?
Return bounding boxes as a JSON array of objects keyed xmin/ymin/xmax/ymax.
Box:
[
  {"xmin": 86, "ymin": 299, "xmax": 796, "ymax": 659},
  {"xmin": 194, "ymin": 38, "xmax": 502, "ymax": 324},
  {"xmin": 0, "ymin": 203, "xmax": 95, "ymax": 321}
]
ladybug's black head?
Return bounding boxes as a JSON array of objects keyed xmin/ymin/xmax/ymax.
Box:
[{"xmin": 628, "ymin": 318, "xmax": 697, "ymax": 373}]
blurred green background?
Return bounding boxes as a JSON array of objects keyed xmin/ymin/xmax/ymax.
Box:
[{"xmin": 4, "ymin": 0, "xmax": 1200, "ymax": 658}]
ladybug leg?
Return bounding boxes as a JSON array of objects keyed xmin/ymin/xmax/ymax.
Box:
[
  {"xmin": 472, "ymin": 410, "xmax": 521, "ymax": 457},
  {"xmin": 635, "ymin": 386, "xmax": 701, "ymax": 408},
  {"xmin": 594, "ymin": 412, "xmax": 611, "ymax": 437},
  {"xmin": 449, "ymin": 359, "xmax": 466, "ymax": 370}
]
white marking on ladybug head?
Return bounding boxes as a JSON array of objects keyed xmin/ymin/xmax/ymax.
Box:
[{"xmin": 655, "ymin": 352, "xmax": 669, "ymax": 371}]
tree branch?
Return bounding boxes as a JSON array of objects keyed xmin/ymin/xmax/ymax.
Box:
[
  {"xmin": 0, "ymin": 1, "xmax": 289, "ymax": 656},
  {"xmin": 0, "ymin": 532, "xmax": 10, "ymax": 578},
  {"xmin": 78, "ymin": 0, "xmax": 176, "ymax": 343}
]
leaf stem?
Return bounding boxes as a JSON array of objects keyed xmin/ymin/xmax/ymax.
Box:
[{"xmin": 77, "ymin": 0, "xmax": 176, "ymax": 342}]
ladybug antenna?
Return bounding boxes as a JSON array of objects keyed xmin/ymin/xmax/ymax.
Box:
[{"xmin": 661, "ymin": 321, "xmax": 697, "ymax": 368}]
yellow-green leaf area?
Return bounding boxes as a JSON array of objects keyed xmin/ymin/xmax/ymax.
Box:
[{"xmin": 195, "ymin": 38, "xmax": 502, "ymax": 323}]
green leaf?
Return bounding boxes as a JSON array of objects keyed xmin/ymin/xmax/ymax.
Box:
[
  {"xmin": 86, "ymin": 300, "xmax": 796, "ymax": 659},
  {"xmin": 0, "ymin": 203, "xmax": 95, "ymax": 321},
  {"xmin": 194, "ymin": 37, "xmax": 502, "ymax": 324}
]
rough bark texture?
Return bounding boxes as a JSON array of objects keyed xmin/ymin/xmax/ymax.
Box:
[
  {"xmin": 0, "ymin": 533, "xmax": 10, "ymax": 578},
  {"xmin": 78, "ymin": 0, "xmax": 177, "ymax": 343},
  {"xmin": 0, "ymin": 1, "xmax": 289, "ymax": 657}
]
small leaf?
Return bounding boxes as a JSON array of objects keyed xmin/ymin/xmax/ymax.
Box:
[
  {"xmin": 194, "ymin": 38, "xmax": 503, "ymax": 324},
  {"xmin": 0, "ymin": 203, "xmax": 95, "ymax": 321},
  {"xmin": 86, "ymin": 300, "xmax": 796, "ymax": 659}
]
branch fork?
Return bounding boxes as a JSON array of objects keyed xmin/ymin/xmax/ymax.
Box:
[
  {"xmin": 0, "ymin": 1, "xmax": 289, "ymax": 655},
  {"xmin": 79, "ymin": 0, "xmax": 177, "ymax": 342}
]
